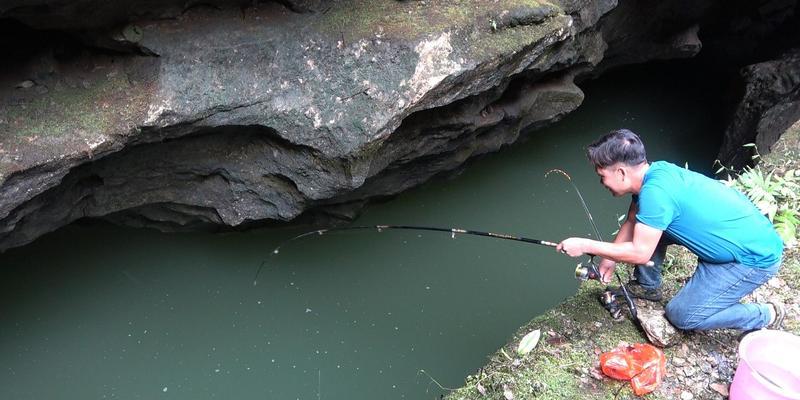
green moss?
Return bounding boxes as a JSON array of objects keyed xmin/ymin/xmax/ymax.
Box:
[
  {"xmin": 446, "ymin": 281, "xmax": 655, "ymax": 400},
  {"xmin": 317, "ymin": 0, "xmax": 560, "ymax": 45},
  {"xmin": 469, "ymin": 10, "xmax": 565, "ymax": 60},
  {"xmin": 4, "ymin": 73, "xmax": 138, "ymax": 140}
]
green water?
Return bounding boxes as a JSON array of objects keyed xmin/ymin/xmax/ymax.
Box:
[{"xmin": 0, "ymin": 62, "xmax": 722, "ymax": 399}]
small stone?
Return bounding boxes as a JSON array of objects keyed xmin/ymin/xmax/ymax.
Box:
[
  {"xmin": 683, "ymin": 366, "xmax": 696, "ymax": 377},
  {"xmin": 122, "ymin": 24, "xmax": 143, "ymax": 42},
  {"xmin": 531, "ymin": 381, "xmax": 547, "ymax": 395},
  {"xmin": 16, "ymin": 80, "xmax": 35, "ymax": 89},
  {"xmin": 672, "ymin": 357, "xmax": 686, "ymax": 366},
  {"xmin": 710, "ymin": 382, "xmax": 729, "ymax": 396},
  {"xmin": 476, "ymin": 382, "xmax": 487, "ymax": 395},
  {"xmin": 636, "ymin": 302, "xmax": 679, "ymax": 347},
  {"xmin": 502, "ymin": 384, "xmax": 514, "ymax": 400},
  {"xmin": 680, "ymin": 391, "xmax": 694, "ymax": 400},
  {"xmin": 700, "ymin": 363, "xmax": 712, "ymax": 374}
]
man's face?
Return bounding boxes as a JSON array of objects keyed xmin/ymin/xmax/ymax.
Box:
[{"xmin": 596, "ymin": 164, "xmax": 626, "ymax": 196}]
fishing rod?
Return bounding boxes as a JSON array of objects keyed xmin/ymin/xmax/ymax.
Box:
[
  {"xmin": 252, "ymin": 169, "xmax": 640, "ymax": 323},
  {"xmin": 252, "ymin": 225, "xmax": 559, "ymax": 285},
  {"xmin": 546, "ymin": 169, "xmax": 639, "ymax": 321}
]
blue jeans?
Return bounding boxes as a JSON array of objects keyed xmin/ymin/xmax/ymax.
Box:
[{"xmin": 634, "ymin": 237, "xmax": 780, "ymax": 331}]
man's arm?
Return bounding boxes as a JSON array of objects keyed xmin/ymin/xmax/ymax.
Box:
[{"xmin": 556, "ymin": 203, "xmax": 663, "ymax": 265}]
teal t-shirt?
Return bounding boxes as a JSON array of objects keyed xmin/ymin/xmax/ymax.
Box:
[{"xmin": 636, "ymin": 161, "xmax": 783, "ymax": 267}]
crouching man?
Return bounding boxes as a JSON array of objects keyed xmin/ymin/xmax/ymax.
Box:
[{"xmin": 557, "ymin": 129, "xmax": 785, "ymax": 331}]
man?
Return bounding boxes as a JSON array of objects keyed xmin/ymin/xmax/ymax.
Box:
[{"xmin": 556, "ymin": 129, "xmax": 785, "ymax": 331}]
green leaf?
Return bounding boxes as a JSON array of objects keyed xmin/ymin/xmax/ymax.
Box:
[
  {"xmin": 775, "ymin": 211, "xmax": 798, "ymax": 248},
  {"xmin": 517, "ymin": 329, "xmax": 541, "ymax": 356}
]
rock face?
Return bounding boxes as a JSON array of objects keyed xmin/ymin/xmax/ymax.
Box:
[
  {"xmin": 0, "ymin": 0, "xmax": 793, "ymax": 251},
  {"xmin": 717, "ymin": 48, "xmax": 800, "ymax": 169}
]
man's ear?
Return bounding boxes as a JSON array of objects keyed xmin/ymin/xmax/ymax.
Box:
[{"xmin": 617, "ymin": 165, "xmax": 627, "ymax": 181}]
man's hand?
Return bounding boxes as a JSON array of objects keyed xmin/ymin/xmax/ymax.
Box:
[
  {"xmin": 556, "ymin": 237, "xmax": 589, "ymax": 257},
  {"xmin": 597, "ymin": 258, "xmax": 616, "ymax": 284}
]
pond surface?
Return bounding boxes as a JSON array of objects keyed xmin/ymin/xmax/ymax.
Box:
[{"xmin": 0, "ymin": 61, "xmax": 722, "ymax": 399}]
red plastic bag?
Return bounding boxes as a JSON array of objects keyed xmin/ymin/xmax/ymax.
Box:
[{"xmin": 600, "ymin": 343, "xmax": 666, "ymax": 396}]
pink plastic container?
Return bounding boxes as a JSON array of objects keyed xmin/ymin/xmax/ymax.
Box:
[{"xmin": 730, "ymin": 330, "xmax": 800, "ymax": 400}]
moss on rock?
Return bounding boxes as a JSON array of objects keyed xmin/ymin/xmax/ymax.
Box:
[{"xmin": 318, "ymin": 0, "xmax": 561, "ymax": 46}]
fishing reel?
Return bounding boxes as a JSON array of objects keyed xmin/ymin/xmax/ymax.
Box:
[
  {"xmin": 573, "ymin": 256, "xmax": 627, "ymax": 321},
  {"xmin": 599, "ymin": 289, "xmax": 625, "ymax": 321},
  {"xmin": 574, "ymin": 257, "xmax": 601, "ymax": 282}
]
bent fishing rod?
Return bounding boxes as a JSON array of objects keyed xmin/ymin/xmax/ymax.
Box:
[
  {"xmin": 252, "ymin": 225, "xmax": 559, "ymax": 285},
  {"xmin": 546, "ymin": 168, "xmax": 639, "ymax": 321},
  {"xmin": 252, "ymin": 168, "xmax": 641, "ymax": 322}
]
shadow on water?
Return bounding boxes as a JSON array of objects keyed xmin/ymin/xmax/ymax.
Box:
[{"xmin": 0, "ymin": 59, "xmax": 725, "ymax": 399}]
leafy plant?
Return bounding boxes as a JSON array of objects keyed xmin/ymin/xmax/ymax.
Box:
[
  {"xmin": 775, "ymin": 207, "xmax": 799, "ymax": 248},
  {"xmin": 716, "ymin": 144, "xmax": 800, "ymax": 248}
]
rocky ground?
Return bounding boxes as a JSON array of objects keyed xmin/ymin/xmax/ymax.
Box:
[{"xmin": 445, "ymin": 122, "xmax": 800, "ymax": 399}]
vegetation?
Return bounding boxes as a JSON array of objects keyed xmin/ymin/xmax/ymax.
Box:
[{"xmin": 717, "ymin": 144, "xmax": 800, "ymax": 248}]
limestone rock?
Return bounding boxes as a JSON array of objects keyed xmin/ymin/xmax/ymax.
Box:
[
  {"xmin": 0, "ymin": 0, "xmax": 797, "ymax": 251},
  {"xmin": 717, "ymin": 48, "xmax": 800, "ymax": 169},
  {"xmin": 635, "ymin": 300, "xmax": 680, "ymax": 348}
]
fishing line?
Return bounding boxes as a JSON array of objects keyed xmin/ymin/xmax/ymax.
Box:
[
  {"xmin": 545, "ymin": 169, "xmax": 603, "ymax": 241},
  {"xmin": 252, "ymin": 225, "xmax": 559, "ymax": 285},
  {"xmin": 546, "ymin": 168, "xmax": 639, "ymax": 320}
]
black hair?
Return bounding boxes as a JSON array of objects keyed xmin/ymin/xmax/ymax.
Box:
[{"xmin": 586, "ymin": 129, "xmax": 647, "ymax": 168}]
